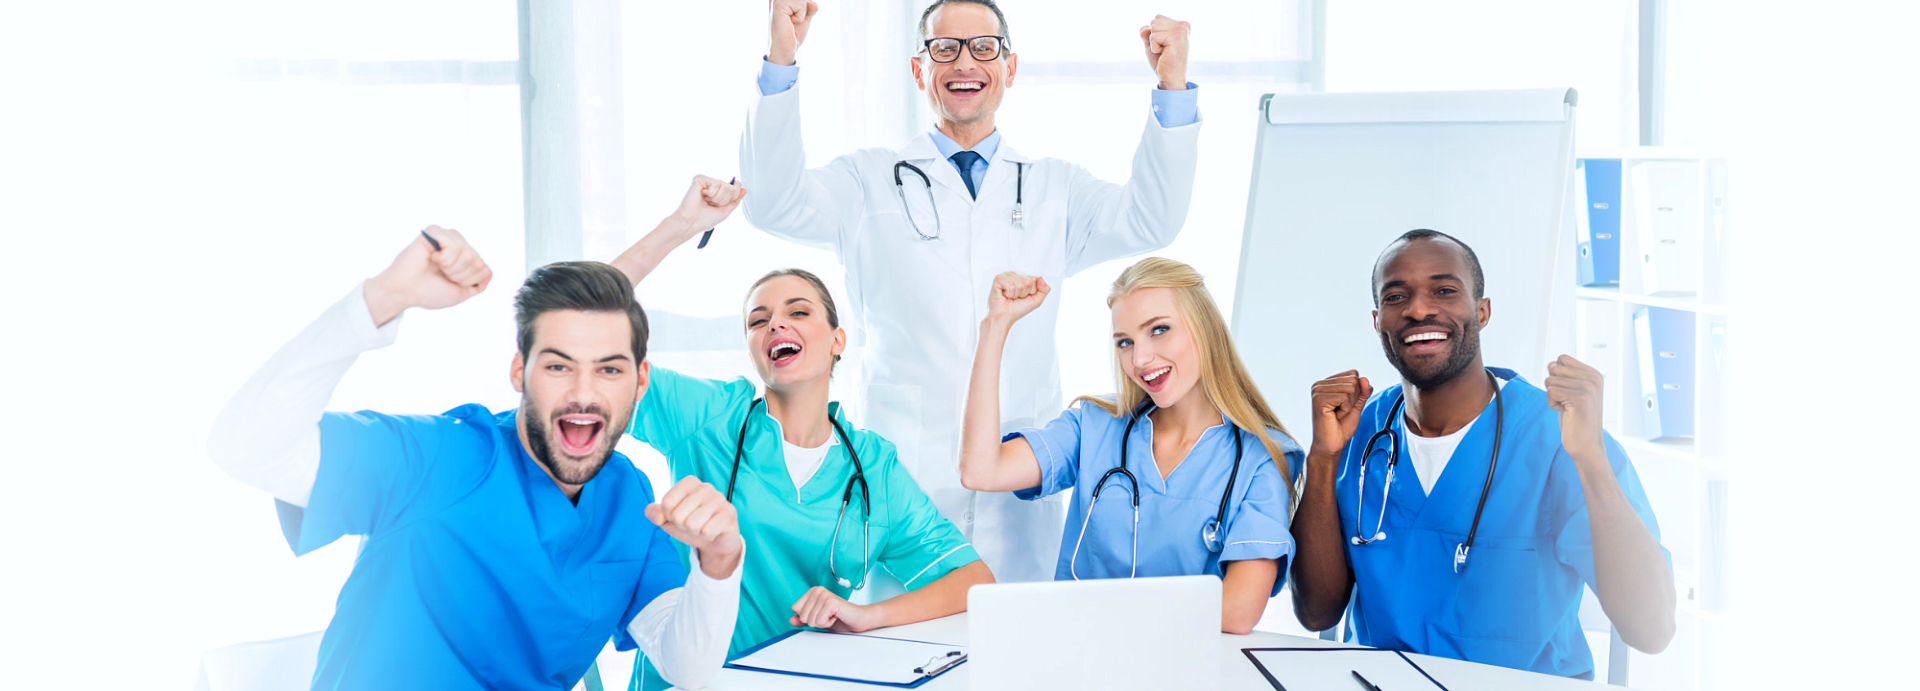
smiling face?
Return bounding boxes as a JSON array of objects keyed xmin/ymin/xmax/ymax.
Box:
[
  {"xmin": 1111, "ymin": 287, "xmax": 1205, "ymax": 409},
  {"xmin": 1372, "ymin": 237, "xmax": 1491, "ymax": 391},
  {"xmin": 910, "ymin": 2, "xmax": 1016, "ymax": 128},
  {"xmin": 511, "ymin": 310, "xmax": 645, "ymax": 491},
  {"xmin": 744, "ymin": 275, "xmax": 845, "ymax": 390}
]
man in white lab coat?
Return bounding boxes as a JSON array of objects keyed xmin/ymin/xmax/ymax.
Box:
[{"xmin": 741, "ymin": 0, "xmax": 1200, "ymax": 583}]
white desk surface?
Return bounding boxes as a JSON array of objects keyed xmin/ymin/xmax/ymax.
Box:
[{"xmin": 677, "ymin": 613, "xmax": 1629, "ymax": 690}]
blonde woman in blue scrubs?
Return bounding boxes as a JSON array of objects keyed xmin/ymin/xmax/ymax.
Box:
[
  {"xmin": 957, "ymin": 258, "xmax": 1302, "ymax": 634},
  {"xmin": 611, "ymin": 176, "xmax": 995, "ymax": 690}
]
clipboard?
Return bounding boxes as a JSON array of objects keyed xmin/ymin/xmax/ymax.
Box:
[
  {"xmin": 1242, "ymin": 647, "xmax": 1450, "ymax": 691},
  {"xmin": 724, "ymin": 629, "xmax": 967, "ymax": 688}
]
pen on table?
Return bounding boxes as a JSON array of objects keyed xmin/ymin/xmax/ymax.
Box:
[
  {"xmin": 696, "ymin": 177, "xmax": 737, "ymax": 249},
  {"xmin": 420, "ymin": 229, "xmax": 442, "ymax": 251},
  {"xmin": 1351, "ymin": 669, "xmax": 1382, "ymax": 691}
]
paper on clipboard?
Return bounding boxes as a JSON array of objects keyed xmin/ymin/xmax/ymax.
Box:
[
  {"xmin": 1243, "ymin": 648, "xmax": 1449, "ymax": 690},
  {"xmin": 729, "ymin": 631, "xmax": 966, "ymax": 686}
]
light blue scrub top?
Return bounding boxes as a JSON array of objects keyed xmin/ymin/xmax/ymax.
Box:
[
  {"xmin": 1335, "ymin": 368, "xmax": 1668, "ymax": 679},
  {"xmin": 278, "ymin": 404, "xmax": 685, "ymax": 690},
  {"xmin": 1009, "ymin": 398, "xmax": 1304, "ymax": 590}
]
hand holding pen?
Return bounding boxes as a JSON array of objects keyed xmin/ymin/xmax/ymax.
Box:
[{"xmin": 677, "ymin": 176, "xmax": 741, "ymax": 249}]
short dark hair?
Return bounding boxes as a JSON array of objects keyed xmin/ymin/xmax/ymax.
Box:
[
  {"xmin": 917, "ymin": 0, "xmax": 1010, "ymax": 49},
  {"xmin": 1371, "ymin": 229, "xmax": 1486, "ymax": 306},
  {"xmin": 747, "ymin": 267, "xmax": 842, "ymax": 366},
  {"xmin": 515, "ymin": 261, "xmax": 649, "ymax": 364}
]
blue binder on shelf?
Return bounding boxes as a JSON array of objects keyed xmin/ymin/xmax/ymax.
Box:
[
  {"xmin": 1577, "ymin": 159, "xmax": 1622, "ymax": 286},
  {"xmin": 1633, "ymin": 306, "xmax": 1695, "ymax": 439}
]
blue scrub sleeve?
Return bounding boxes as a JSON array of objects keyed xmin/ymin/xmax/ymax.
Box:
[
  {"xmin": 1218, "ymin": 456, "xmax": 1297, "ymax": 597},
  {"xmin": 758, "ymin": 59, "xmax": 799, "ymax": 95},
  {"xmin": 612, "ymin": 489, "xmax": 692, "ymax": 651},
  {"xmin": 281, "ymin": 408, "xmax": 491, "ymax": 556},
  {"xmin": 873, "ymin": 440, "xmax": 981, "ymax": 589},
  {"xmin": 630, "ymin": 366, "xmax": 755, "ymax": 452},
  {"xmin": 1550, "ymin": 433, "xmax": 1672, "ymax": 587},
  {"xmin": 1150, "ymin": 83, "xmax": 1201, "ymax": 128},
  {"xmin": 1008, "ymin": 402, "xmax": 1092, "ymax": 500}
]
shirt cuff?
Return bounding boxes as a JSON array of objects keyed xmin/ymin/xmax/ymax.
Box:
[
  {"xmin": 757, "ymin": 58, "xmax": 800, "ymax": 96},
  {"xmin": 686, "ymin": 542, "xmax": 746, "ymax": 591},
  {"xmin": 345, "ymin": 281, "xmax": 403, "ymax": 350},
  {"xmin": 1150, "ymin": 82, "xmax": 1201, "ymax": 128}
]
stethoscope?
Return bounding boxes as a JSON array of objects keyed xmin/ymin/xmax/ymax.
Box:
[
  {"xmin": 892, "ymin": 159, "xmax": 1027, "ymax": 241},
  {"xmin": 1351, "ymin": 368, "xmax": 1504, "ymax": 574},
  {"xmin": 726, "ymin": 398, "xmax": 871, "ymax": 589},
  {"xmin": 1068, "ymin": 402, "xmax": 1244, "ymax": 580}
]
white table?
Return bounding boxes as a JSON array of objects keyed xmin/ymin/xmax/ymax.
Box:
[{"xmin": 678, "ymin": 613, "xmax": 1629, "ymax": 690}]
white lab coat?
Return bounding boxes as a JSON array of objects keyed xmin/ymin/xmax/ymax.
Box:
[{"xmin": 740, "ymin": 85, "xmax": 1200, "ymax": 583}]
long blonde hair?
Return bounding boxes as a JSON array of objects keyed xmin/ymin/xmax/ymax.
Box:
[{"xmin": 1073, "ymin": 258, "xmax": 1297, "ymax": 497}]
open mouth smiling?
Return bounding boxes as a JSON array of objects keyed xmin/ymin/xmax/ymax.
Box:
[
  {"xmin": 1399, "ymin": 327, "xmax": 1451, "ymax": 356},
  {"xmin": 555, "ymin": 414, "xmax": 604, "ymax": 457},
  {"xmin": 1139, "ymin": 365, "xmax": 1171, "ymax": 392},
  {"xmin": 768, "ymin": 338, "xmax": 803, "ymax": 368}
]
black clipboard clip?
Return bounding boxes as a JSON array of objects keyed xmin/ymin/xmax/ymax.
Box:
[{"xmin": 913, "ymin": 650, "xmax": 966, "ymax": 678}]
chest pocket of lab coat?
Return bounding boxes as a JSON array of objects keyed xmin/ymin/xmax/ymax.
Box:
[{"xmin": 1007, "ymin": 201, "xmax": 1070, "ymax": 278}]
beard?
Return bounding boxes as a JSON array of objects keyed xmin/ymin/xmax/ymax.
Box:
[
  {"xmin": 521, "ymin": 398, "xmax": 632, "ymax": 486},
  {"xmin": 1380, "ymin": 318, "xmax": 1482, "ymax": 391}
]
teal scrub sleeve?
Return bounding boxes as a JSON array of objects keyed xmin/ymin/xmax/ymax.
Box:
[
  {"xmin": 612, "ymin": 477, "xmax": 693, "ymax": 651},
  {"xmin": 630, "ymin": 365, "xmax": 755, "ymax": 451},
  {"xmin": 873, "ymin": 439, "xmax": 981, "ymax": 589},
  {"xmin": 1008, "ymin": 402, "xmax": 1091, "ymax": 500},
  {"xmin": 1218, "ymin": 457, "xmax": 1296, "ymax": 597},
  {"xmin": 280, "ymin": 407, "xmax": 492, "ymax": 556},
  {"xmin": 1550, "ymin": 432, "xmax": 1672, "ymax": 587}
]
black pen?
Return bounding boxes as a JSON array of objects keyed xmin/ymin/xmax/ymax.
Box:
[
  {"xmin": 696, "ymin": 177, "xmax": 738, "ymax": 249},
  {"xmin": 420, "ymin": 229, "xmax": 442, "ymax": 251},
  {"xmin": 1351, "ymin": 670, "xmax": 1382, "ymax": 691}
]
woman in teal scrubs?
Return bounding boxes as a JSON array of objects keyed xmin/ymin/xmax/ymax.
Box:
[{"xmin": 610, "ymin": 177, "xmax": 994, "ymax": 689}]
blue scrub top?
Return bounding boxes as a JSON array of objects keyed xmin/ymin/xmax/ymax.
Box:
[
  {"xmin": 1010, "ymin": 399, "xmax": 1304, "ymax": 591},
  {"xmin": 278, "ymin": 404, "xmax": 686, "ymax": 690},
  {"xmin": 1335, "ymin": 368, "xmax": 1668, "ymax": 678}
]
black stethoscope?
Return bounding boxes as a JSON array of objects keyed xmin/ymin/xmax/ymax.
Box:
[
  {"xmin": 1068, "ymin": 401, "xmax": 1245, "ymax": 580},
  {"xmin": 726, "ymin": 398, "xmax": 871, "ymax": 589},
  {"xmin": 1351, "ymin": 368, "xmax": 1504, "ymax": 574},
  {"xmin": 892, "ymin": 159, "xmax": 1027, "ymax": 241}
]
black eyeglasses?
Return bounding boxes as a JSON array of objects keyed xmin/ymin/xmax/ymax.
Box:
[{"xmin": 920, "ymin": 35, "xmax": 1009, "ymax": 63}]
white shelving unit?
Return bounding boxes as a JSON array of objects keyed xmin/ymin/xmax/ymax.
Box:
[{"xmin": 1572, "ymin": 147, "xmax": 1732, "ymax": 691}]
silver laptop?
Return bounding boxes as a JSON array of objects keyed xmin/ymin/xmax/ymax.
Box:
[{"xmin": 967, "ymin": 575, "xmax": 1221, "ymax": 691}]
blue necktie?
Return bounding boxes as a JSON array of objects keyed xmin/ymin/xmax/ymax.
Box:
[{"xmin": 950, "ymin": 150, "xmax": 984, "ymax": 199}]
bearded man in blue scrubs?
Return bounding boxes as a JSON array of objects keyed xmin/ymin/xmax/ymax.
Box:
[
  {"xmin": 1289, "ymin": 229, "xmax": 1677, "ymax": 678},
  {"xmin": 210, "ymin": 192, "xmax": 747, "ymax": 690}
]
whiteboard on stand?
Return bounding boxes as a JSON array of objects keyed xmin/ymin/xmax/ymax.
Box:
[{"xmin": 1231, "ymin": 88, "xmax": 1579, "ymax": 433}]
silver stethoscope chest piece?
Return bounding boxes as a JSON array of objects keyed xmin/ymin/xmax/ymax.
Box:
[
  {"xmin": 1350, "ymin": 369, "xmax": 1505, "ymax": 573},
  {"xmin": 1009, "ymin": 161, "xmax": 1026, "ymax": 230}
]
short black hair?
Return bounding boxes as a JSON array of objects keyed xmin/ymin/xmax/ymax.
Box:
[
  {"xmin": 515, "ymin": 261, "xmax": 650, "ymax": 364},
  {"xmin": 1371, "ymin": 229, "xmax": 1486, "ymax": 306},
  {"xmin": 917, "ymin": 0, "xmax": 1010, "ymax": 49}
]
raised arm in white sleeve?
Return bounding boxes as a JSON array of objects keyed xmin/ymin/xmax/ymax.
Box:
[
  {"xmin": 205, "ymin": 282, "xmax": 400, "ymax": 507},
  {"xmin": 1060, "ymin": 109, "xmax": 1203, "ymax": 276},
  {"xmin": 738, "ymin": 83, "xmax": 869, "ymax": 255},
  {"xmin": 628, "ymin": 545, "xmax": 745, "ymax": 690}
]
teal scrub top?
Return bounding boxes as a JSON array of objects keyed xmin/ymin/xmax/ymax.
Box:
[
  {"xmin": 1335, "ymin": 368, "xmax": 1668, "ymax": 679},
  {"xmin": 625, "ymin": 366, "xmax": 979, "ymax": 689}
]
